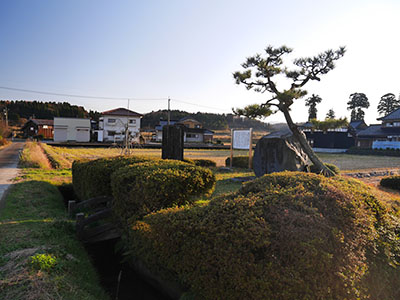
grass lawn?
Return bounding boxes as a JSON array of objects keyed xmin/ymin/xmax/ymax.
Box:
[
  {"xmin": 0, "ymin": 174, "xmax": 109, "ymax": 300},
  {"xmin": 318, "ymin": 153, "xmax": 400, "ymax": 171},
  {"xmin": 0, "ymin": 143, "xmax": 109, "ymax": 299}
]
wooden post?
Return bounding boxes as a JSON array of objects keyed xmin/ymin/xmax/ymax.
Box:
[
  {"xmin": 249, "ymin": 128, "xmax": 253, "ymax": 169},
  {"xmin": 230, "ymin": 129, "xmax": 233, "ymax": 168},
  {"xmin": 68, "ymin": 200, "xmax": 76, "ymax": 217},
  {"xmin": 76, "ymin": 213, "xmax": 85, "ymax": 239}
]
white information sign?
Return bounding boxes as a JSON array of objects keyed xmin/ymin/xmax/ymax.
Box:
[{"xmin": 233, "ymin": 130, "xmax": 251, "ymax": 150}]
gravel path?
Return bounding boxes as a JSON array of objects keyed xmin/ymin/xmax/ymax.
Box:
[{"xmin": 0, "ymin": 141, "xmax": 25, "ymax": 211}]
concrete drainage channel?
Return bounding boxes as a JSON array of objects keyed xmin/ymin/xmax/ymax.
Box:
[
  {"xmin": 57, "ymin": 187, "xmax": 173, "ymax": 300},
  {"xmin": 85, "ymin": 239, "xmax": 173, "ymax": 300}
]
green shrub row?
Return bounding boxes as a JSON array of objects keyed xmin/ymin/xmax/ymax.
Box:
[
  {"xmin": 72, "ymin": 155, "xmax": 155, "ymax": 200},
  {"xmin": 184, "ymin": 158, "xmax": 217, "ymax": 167},
  {"xmin": 309, "ymin": 162, "xmax": 340, "ymax": 174},
  {"xmin": 126, "ymin": 172, "xmax": 400, "ymax": 300},
  {"xmin": 111, "ymin": 160, "xmax": 215, "ymax": 225},
  {"xmin": 225, "ymin": 155, "xmax": 249, "ymax": 168},
  {"xmin": 347, "ymin": 147, "xmax": 400, "ymax": 156},
  {"xmin": 380, "ymin": 175, "xmax": 400, "ymax": 190}
]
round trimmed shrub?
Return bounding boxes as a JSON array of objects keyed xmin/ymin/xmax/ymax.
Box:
[
  {"xmin": 309, "ymin": 163, "xmax": 340, "ymax": 175},
  {"xmin": 380, "ymin": 175, "xmax": 400, "ymax": 190},
  {"xmin": 127, "ymin": 172, "xmax": 400, "ymax": 300},
  {"xmin": 225, "ymin": 155, "xmax": 249, "ymax": 168},
  {"xmin": 192, "ymin": 159, "xmax": 216, "ymax": 167},
  {"xmin": 111, "ymin": 160, "xmax": 216, "ymax": 225},
  {"xmin": 72, "ymin": 155, "xmax": 156, "ymax": 200}
]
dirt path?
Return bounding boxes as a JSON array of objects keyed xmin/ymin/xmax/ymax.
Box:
[{"xmin": 0, "ymin": 141, "xmax": 25, "ymax": 211}]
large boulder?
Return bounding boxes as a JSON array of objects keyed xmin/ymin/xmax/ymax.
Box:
[{"xmin": 253, "ymin": 129, "xmax": 309, "ymax": 177}]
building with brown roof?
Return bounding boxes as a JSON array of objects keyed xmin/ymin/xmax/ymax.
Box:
[
  {"xmin": 21, "ymin": 119, "xmax": 54, "ymax": 139},
  {"xmin": 98, "ymin": 107, "xmax": 143, "ymax": 142}
]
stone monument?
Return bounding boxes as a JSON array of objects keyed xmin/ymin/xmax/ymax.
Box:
[
  {"xmin": 253, "ymin": 129, "xmax": 309, "ymax": 177},
  {"xmin": 162, "ymin": 125, "xmax": 184, "ymax": 160}
]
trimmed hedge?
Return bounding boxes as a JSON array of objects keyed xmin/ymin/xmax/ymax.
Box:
[
  {"xmin": 347, "ymin": 147, "xmax": 400, "ymax": 157},
  {"xmin": 111, "ymin": 160, "xmax": 216, "ymax": 225},
  {"xmin": 225, "ymin": 155, "xmax": 249, "ymax": 168},
  {"xmin": 380, "ymin": 175, "xmax": 400, "ymax": 190},
  {"xmin": 183, "ymin": 158, "xmax": 217, "ymax": 167},
  {"xmin": 126, "ymin": 172, "xmax": 400, "ymax": 300},
  {"xmin": 309, "ymin": 163, "xmax": 340, "ymax": 175},
  {"xmin": 72, "ymin": 156, "xmax": 156, "ymax": 200}
]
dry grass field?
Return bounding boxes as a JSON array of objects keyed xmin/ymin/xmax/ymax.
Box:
[
  {"xmin": 318, "ymin": 153, "xmax": 400, "ymax": 172},
  {"xmin": 42, "ymin": 143, "xmax": 400, "ymax": 171}
]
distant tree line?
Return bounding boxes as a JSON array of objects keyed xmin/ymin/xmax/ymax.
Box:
[
  {"xmin": 0, "ymin": 100, "xmax": 93, "ymax": 125},
  {"xmin": 141, "ymin": 109, "xmax": 270, "ymax": 130}
]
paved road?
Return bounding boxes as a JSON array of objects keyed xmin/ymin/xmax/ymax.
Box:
[{"xmin": 0, "ymin": 141, "xmax": 25, "ymax": 210}]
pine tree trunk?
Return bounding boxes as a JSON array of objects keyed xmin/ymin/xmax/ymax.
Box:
[{"xmin": 281, "ymin": 106, "xmax": 335, "ymax": 177}]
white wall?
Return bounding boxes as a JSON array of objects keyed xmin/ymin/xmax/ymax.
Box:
[
  {"xmin": 100, "ymin": 115, "xmax": 141, "ymax": 142},
  {"xmin": 54, "ymin": 117, "xmax": 90, "ymax": 142}
]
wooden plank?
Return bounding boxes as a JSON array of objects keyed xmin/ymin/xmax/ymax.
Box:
[{"xmin": 75, "ymin": 195, "xmax": 112, "ymax": 211}]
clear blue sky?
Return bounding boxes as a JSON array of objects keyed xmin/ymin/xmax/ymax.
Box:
[{"xmin": 1, "ymin": 0, "xmax": 399, "ymax": 124}]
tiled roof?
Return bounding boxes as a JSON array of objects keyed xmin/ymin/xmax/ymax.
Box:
[
  {"xmin": 102, "ymin": 108, "xmax": 143, "ymax": 117},
  {"xmin": 179, "ymin": 116, "xmax": 201, "ymax": 123},
  {"xmin": 378, "ymin": 107, "xmax": 400, "ymax": 121},
  {"xmin": 263, "ymin": 129, "xmax": 293, "ymax": 139},
  {"xmin": 32, "ymin": 119, "xmax": 54, "ymax": 126},
  {"xmin": 357, "ymin": 124, "xmax": 400, "ymax": 137},
  {"xmin": 184, "ymin": 127, "xmax": 213, "ymax": 134}
]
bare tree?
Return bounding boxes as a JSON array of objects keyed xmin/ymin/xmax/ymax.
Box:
[{"xmin": 233, "ymin": 45, "xmax": 345, "ymax": 176}]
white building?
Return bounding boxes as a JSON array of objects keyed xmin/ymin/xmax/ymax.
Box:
[
  {"xmin": 98, "ymin": 108, "xmax": 143, "ymax": 142},
  {"xmin": 53, "ymin": 117, "xmax": 91, "ymax": 142}
]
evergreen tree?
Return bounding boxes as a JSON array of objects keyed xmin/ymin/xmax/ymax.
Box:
[
  {"xmin": 377, "ymin": 93, "xmax": 400, "ymax": 116},
  {"xmin": 347, "ymin": 93, "xmax": 369, "ymax": 121},
  {"xmin": 305, "ymin": 94, "xmax": 322, "ymax": 120},
  {"xmin": 326, "ymin": 109, "xmax": 336, "ymax": 119},
  {"xmin": 233, "ymin": 45, "xmax": 345, "ymax": 176}
]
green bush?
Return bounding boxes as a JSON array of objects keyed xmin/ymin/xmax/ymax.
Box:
[
  {"xmin": 72, "ymin": 156, "xmax": 155, "ymax": 200},
  {"xmin": 182, "ymin": 158, "xmax": 216, "ymax": 167},
  {"xmin": 111, "ymin": 160, "xmax": 216, "ymax": 226},
  {"xmin": 309, "ymin": 163, "xmax": 340, "ymax": 174},
  {"xmin": 30, "ymin": 253, "xmax": 57, "ymax": 272},
  {"xmin": 126, "ymin": 172, "xmax": 400, "ymax": 300},
  {"xmin": 380, "ymin": 175, "xmax": 400, "ymax": 190},
  {"xmin": 347, "ymin": 147, "xmax": 400, "ymax": 157},
  {"xmin": 225, "ymin": 155, "xmax": 249, "ymax": 168},
  {"xmin": 192, "ymin": 159, "xmax": 216, "ymax": 167}
]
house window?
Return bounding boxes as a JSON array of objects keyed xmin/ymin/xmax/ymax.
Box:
[
  {"xmin": 394, "ymin": 122, "xmax": 400, "ymax": 127},
  {"xmin": 129, "ymin": 119, "xmax": 136, "ymax": 124},
  {"xmin": 43, "ymin": 125, "xmax": 48, "ymax": 129},
  {"xmin": 107, "ymin": 131, "xmax": 116, "ymax": 136},
  {"xmin": 187, "ymin": 134, "xmax": 199, "ymax": 138},
  {"xmin": 108, "ymin": 118, "xmax": 116, "ymax": 124}
]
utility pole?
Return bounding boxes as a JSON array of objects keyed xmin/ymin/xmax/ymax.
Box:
[
  {"xmin": 3, "ymin": 107, "xmax": 8, "ymax": 127},
  {"xmin": 167, "ymin": 97, "xmax": 171, "ymax": 125},
  {"xmin": 125, "ymin": 99, "xmax": 131, "ymax": 155}
]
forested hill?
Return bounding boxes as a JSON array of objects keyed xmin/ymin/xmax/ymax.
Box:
[
  {"xmin": 141, "ymin": 110, "xmax": 270, "ymax": 131},
  {"xmin": 0, "ymin": 100, "xmax": 100, "ymax": 124}
]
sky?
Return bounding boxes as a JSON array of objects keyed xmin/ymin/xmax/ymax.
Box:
[{"xmin": 1, "ymin": 0, "xmax": 400, "ymax": 125}]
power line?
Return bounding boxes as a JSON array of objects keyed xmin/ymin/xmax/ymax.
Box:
[
  {"xmin": 171, "ymin": 98, "xmax": 228, "ymax": 112},
  {"xmin": 0, "ymin": 85, "xmax": 232, "ymax": 112},
  {"xmin": 0, "ymin": 86, "xmax": 166, "ymax": 101}
]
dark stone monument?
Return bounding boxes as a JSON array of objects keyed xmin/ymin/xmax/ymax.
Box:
[
  {"xmin": 253, "ymin": 129, "xmax": 309, "ymax": 177},
  {"xmin": 162, "ymin": 125, "xmax": 184, "ymax": 160}
]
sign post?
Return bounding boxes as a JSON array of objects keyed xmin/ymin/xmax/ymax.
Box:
[{"xmin": 230, "ymin": 128, "xmax": 253, "ymax": 169}]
